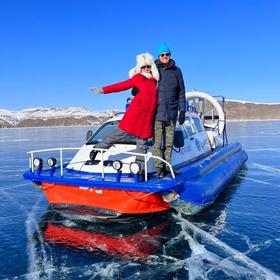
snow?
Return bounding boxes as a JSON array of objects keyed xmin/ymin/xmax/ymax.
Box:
[{"xmin": 0, "ymin": 107, "xmax": 110, "ymax": 127}]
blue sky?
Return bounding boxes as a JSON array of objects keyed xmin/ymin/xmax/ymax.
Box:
[{"xmin": 1, "ymin": 0, "xmax": 279, "ymax": 111}]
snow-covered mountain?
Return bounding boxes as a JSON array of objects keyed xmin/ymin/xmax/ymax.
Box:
[
  {"xmin": 0, "ymin": 107, "xmax": 112, "ymax": 128},
  {"xmin": 1, "ymin": 100, "xmax": 280, "ymax": 128}
]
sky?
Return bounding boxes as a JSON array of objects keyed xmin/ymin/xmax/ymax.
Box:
[{"xmin": 0, "ymin": 0, "xmax": 280, "ymax": 111}]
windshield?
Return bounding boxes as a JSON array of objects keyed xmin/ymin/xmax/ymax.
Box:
[{"xmin": 86, "ymin": 121, "xmax": 137, "ymax": 145}]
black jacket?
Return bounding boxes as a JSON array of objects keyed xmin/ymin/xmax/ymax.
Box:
[{"xmin": 155, "ymin": 59, "xmax": 186, "ymax": 121}]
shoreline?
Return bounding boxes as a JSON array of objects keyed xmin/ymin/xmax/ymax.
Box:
[
  {"xmin": 1, "ymin": 119, "xmax": 280, "ymax": 130},
  {"xmin": 0, "ymin": 124, "xmax": 99, "ymax": 130}
]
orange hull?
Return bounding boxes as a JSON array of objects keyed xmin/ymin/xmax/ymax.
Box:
[{"xmin": 41, "ymin": 182, "xmax": 171, "ymax": 215}]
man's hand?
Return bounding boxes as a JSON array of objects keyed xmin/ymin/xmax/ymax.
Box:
[
  {"xmin": 90, "ymin": 87, "xmax": 104, "ymax": 94},
  {"xmin": 178, "ymin": 111, "xmax": 185, "ymax": 125}
]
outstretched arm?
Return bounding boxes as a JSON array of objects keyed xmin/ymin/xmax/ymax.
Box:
[{"xmin": 102, "ymin": 78, "xmax": 134, "ymax": 94}]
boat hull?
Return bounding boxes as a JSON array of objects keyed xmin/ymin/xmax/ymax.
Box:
[
  {"xmin": 177, "ymin": 147, "xmax": 248, "ymax": 213},
  {"xmin": 39, "ymin": 182, "xmax": 171, "ymax": 216}
]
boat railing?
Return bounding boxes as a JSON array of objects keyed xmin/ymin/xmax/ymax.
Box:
[{"xmin": 27, "ymin": 147, "xmax": 175, "ymax": 181}]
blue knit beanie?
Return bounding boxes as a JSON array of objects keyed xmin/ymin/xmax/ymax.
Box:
[{"xmin": 157, "ymin": 43, "xmax": 171, "ymax": 57}]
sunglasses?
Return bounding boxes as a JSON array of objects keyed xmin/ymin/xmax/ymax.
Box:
[
  {"xmin": 141, "ymin": 65, "xmax": 151, "ymax": 69},
  {"xmin": 160, "ymin": 53, "xmax": 170, "ymax": 57}
]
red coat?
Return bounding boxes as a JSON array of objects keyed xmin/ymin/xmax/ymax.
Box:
[{"xmin": 103, "ymin": 73, "xmax": 157, "ymax": 139}]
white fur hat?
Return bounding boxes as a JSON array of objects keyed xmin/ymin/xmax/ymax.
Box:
[{"xmin": 129, "ymin": 52, "xmax": 159, "ymax": 81}]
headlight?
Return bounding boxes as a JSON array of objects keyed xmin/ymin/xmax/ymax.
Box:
[
  {"xmin": 112, "ymin": 160, "xmax": 123, "ymax": 171},
  {"xmin": 33, "ymin": 158, "xmax": 43, "ymax": 168},
  {"xmin": 47, "ymin": 157, "xmax": 57, "ymax": 167},
  {"xmin": 129, "ymin": 162, "xmax": 141, "ymax": 175}
]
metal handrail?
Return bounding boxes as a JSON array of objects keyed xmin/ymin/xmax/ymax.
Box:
[
  {"xmin": 28, "ymin": 147, "xmax": 81, "ymax": 175},
  {"xmin": 27, "ymin": 147, "xmax": 175, "ymax": 180}
]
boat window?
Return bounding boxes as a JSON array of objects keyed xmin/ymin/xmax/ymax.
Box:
[
  {"xmin": 191, "ymin": 117, "xmax": 203, "ymax": 133},
  {"xmin": 86, "ymin": 121, "xmax": 137, "ymax": 145},
  {"xmin": 184, "ymin": 117, "xmax": 196, "ymax": 135}
]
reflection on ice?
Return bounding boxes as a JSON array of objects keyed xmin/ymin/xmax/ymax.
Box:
[
  {"xmin": 38, "ymin": 210, "xmax": 173, "ymax": 259},
  {"xmin": 24, "ymin": 208, "xmax": 280, "ymax": 280}
]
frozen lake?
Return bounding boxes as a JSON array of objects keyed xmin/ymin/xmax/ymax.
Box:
[{"xmin": 0, "ymin": 122, "xmax": 280, "ymax": 279}]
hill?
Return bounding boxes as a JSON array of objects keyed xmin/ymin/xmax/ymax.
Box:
[
  {"xmin": 224, "ymin": 100, "xmax": 280, "ymax": 120},
  {"xmin": 0, "ymin": 101, "xmax": 279, "ymax": 128}
]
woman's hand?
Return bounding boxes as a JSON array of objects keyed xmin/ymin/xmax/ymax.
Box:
[{"xmin": 90, "ymin": 87, "xmax": 104, "ymax": 94}]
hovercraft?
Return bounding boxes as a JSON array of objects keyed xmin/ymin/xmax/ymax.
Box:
[{"xmin": 23, "ymin": 91, "xmax": 248, "ymax": 220}]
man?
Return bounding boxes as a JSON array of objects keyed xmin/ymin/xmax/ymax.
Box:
[{"xmin": 154, "ymin": 43, "xmax": 186, "ymax": 178}]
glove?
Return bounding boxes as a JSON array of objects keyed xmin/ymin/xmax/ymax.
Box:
[
  {"xmin": 178, "ymin": 111, "xmax": 185, "ymax": 125},
  {"xmin": 90, "ymin": 87, "xmax": 104, "ymax": 94},
  {"xmin": 131, "ymin": 87, "xmax": 139, "ymax": 96}
]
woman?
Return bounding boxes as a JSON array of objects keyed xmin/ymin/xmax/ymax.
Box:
[{"xmin": 90, "ymin": 53, "xmax": 159, "ymax": 172}]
